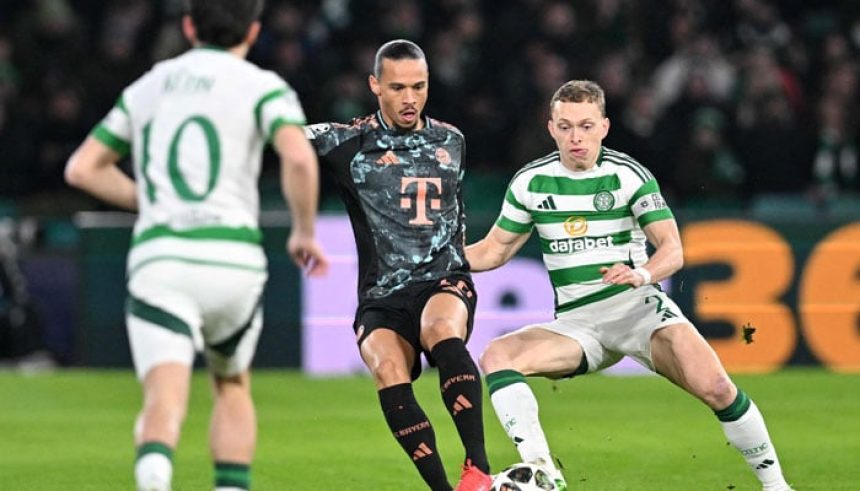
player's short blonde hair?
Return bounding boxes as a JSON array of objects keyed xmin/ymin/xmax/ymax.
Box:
[{"xmin": 550, "ymin": 80, "xmax": 606, "ymax": 116}]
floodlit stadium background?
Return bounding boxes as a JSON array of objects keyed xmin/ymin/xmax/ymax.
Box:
[{"xmin": 0, "ymin": 0, "xmax": 858, "ymax": 371}]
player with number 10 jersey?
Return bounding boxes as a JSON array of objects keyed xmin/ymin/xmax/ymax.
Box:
[{"xmin": 95, "ymin": 47, "xmax": 308, "ymax": 275}]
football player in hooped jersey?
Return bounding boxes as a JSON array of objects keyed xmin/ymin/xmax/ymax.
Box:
[
  {"xmin": 64, "ymin": 1, "xmax": 328, "ymax": 490},
  {"xmin": 305, "ymin": 40, "xmax": 492, "ymax": 491},
  {"xmin": 466, "ymin": 80, "xmax": 793, "ymax": 491}
]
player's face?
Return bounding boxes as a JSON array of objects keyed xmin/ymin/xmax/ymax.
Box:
[
  {"xmin": 369, "ymin": 58, "xmax": 429, "ymax": 130},
  {"xmin": 547, "ymin": 101, "xmax": 610, "ymax": 171}
]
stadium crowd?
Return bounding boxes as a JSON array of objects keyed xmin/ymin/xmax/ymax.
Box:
[{"xmin": 0, "ymin": 0, "xmax": 859, "ymax": 214}]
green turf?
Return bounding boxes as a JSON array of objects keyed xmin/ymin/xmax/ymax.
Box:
[{"xmin": 0, "ymin": 368, "xmax": 856, "ymax": 490}]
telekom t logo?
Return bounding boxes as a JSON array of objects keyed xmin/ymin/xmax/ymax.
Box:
[{"xmin": 400, "ymin": 177, "xmax": 442, "ymax": 225}]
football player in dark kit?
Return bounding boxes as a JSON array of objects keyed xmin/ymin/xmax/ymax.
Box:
[{"xmin": 305, "ymin": 40, "xmax": 492, "ymax": 491}]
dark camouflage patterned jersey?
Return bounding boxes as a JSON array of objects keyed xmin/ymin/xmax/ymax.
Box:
[{"xmin": 305, "ymin": 111, "xmax": 470, "ymax": 300}]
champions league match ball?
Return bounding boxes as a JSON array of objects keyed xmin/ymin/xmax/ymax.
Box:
[{"xmin": 491, "ymin": 462, "xmax": 559, "ymax": 491}]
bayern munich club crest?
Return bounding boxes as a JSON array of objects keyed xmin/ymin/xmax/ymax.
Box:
[
  {"xmin": 593, "ymin": 190, "xmax": 615, "ymax": 211},
  {"xmin": 435, "ymin": 147, "xmax": 451, "ymax": 165}
]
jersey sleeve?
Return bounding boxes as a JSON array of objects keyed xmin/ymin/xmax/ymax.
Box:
[
  {"xmin": 457, "ymin": 134, "xmax": 468, "ymax": 238},
  {"xmin": 91, "ymin": 94, "xmax": 132, "ymax": 158},
  {"xmin": 303, "ymin": 122, "xmax": 346, "ymax": 157},
  {"xmin": 255, "ymin": 79, "xmax": 307, "ymax": 143},
  {"xmin": 495, "ymin": 173, "xmax": 534, "ymax": 234},
  {"xmin": 629, "ymin": 178, "xmax": 674, "ymax": 228}
]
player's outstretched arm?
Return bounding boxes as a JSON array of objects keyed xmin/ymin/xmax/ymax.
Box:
[
  {"xmin": 601, "ymin": 218, "xmax": 684, "ymax": 287},
  {"xmin": 640, "ymin": 218, "xmax": 684, "ymax": 278},
  {"xmin": 65, "ymin": 136, "xmax": 137, "ymax": 211},
  {"xmin": 274, "ymin": 124, "xmax": 329, "ymax": 277},
  {"xmin": 466, "ymin": 225, "xmax": 531, "ymax": 272}
]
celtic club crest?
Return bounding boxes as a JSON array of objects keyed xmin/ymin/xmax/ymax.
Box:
[{"xmin": 593, "ymin": 190, "xmax": 615, "ymax": 211}]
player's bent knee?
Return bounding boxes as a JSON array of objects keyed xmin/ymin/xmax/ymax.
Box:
[
  {"xmin": 370, "ymin": 357, "xmax": 411, "ymax": 386},
  {"xmin": 700, "ymin": 374, "xmax": 736, "ymax": 409},
  {"xmin": 211, "ymin": 372, "xmax": 252, "ymax": 401},
  {"xmin": 712, "ymin": 375, "xmax": 737, "ymax": 407},
  {"xmin": 424, "ymin": 318, "xmax": 461, "ymax": 341},
  {"xmin": 479, "ymin": 339, "xmax": 515, "ymax": 374},
  {"xmin": 212, "ymin": 371, "xmax": 248, "ymax": 388},
  {"xmin": 421, "ymin": 323, "xmax": 466, "ymax": 353}
]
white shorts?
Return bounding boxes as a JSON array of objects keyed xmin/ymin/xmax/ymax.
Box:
[
  {"xmin": 126, "ymin": 260, "xmax": 267, "ymax": 380},
  {"xmin": 541, "ymin": 285, "xmax": 690, "ymax": 373}
]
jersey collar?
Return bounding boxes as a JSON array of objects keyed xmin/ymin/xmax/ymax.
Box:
[{"xmin": 195, "ymin": 44, "xmax": 228, "ymax": 52}]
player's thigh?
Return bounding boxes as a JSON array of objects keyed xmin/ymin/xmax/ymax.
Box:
[
  {"xmin": 127, "ymin": 266, "xmax": 202, "ymax": 381},
  {"xmin": 128, "ymin": 261, "xmax": 267, "ymax": 379},
  {"xmin": 192, "ymin": 265, "xmax": 267, "ymax": 343},
  {"xmin": 599, "ymin": 287, "xmax": 691, "ymax": 371},
  {"xmin": 482, "ymin": 326, "xmax": 586, "ymax": 379},
  {"xmin": 167, "ymin": 262, "xmax": 266, "ymax": 377},
  {"xmin": 651, "ymin": 322, "xmax": 735, "ymax": 409}
]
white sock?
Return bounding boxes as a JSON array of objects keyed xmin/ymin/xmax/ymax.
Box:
[
  {"xmin": 488, "ymin": 375, "xmax": 561, "ymax": 479},
  {"xmin": 135, "ymin": 452, "xmax": 172, "ymax": 491},
  {"xmin": 720, "ymin": 400, "xmax": 789, "ymax": 490}
]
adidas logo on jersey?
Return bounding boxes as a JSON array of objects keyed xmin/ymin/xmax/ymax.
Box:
[
  {"xmin": 376, "ymin": 150, "xmax": 400, "ymax": 165},
  {"xmin": 547, "ymin": 235, "xmax": 615, "ymax": 253},
  {"xmin": 536, "ymin": 196, "xmax": 557, "ymax": 210}
]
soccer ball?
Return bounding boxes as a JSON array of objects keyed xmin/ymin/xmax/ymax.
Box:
[{"xmin": 491, "ymin": 462, "xmax": 558, "ymax": 491}]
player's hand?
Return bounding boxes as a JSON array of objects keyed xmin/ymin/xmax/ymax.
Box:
[
  {"xmin": 287, "ymin": 232, "xmax": 329, "ymax": 277},
  {"xmin": 600, "ymin": 263, "xmax": 646, "ymax": 287}
]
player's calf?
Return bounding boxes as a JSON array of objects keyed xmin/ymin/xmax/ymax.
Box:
[
  {"xmin": 379, "ymin": 383, "xmax": 452, "ymax": 490},
  {"xmin": 432, "ymin": 337, "xmax": 490, "ymax": 474}
]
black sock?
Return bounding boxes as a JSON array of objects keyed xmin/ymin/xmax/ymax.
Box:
[
  {"xmin": 379, "ymin": 383, "xmax": 452, "ymax": 491},
  {"xmin": 431, "ymin": 337, "xmax": 489, "ymax": 473}
]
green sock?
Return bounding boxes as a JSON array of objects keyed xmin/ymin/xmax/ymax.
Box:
[
  {"xmin": 215, "ymin": 461, "xmax": 251, "ymax": 490},
  {"xmin": 135, "ymin": 441, "xmax": 173, "ymax": 491},
  {"xmin": 486, "ymin": 370, "xmax": 561, "ymax": 479},
  {"xmin": 717, "ymin": 389, "xmax": 789, "ymax": 489},
  {"xmin": 137, "ymin": 441, "xmax": 173, "ymax": 461}
]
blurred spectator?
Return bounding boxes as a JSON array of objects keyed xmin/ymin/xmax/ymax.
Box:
[
  {"xmin": 733, "ymin": 0, "xmax": 791, "ymax": 50},
  {"xmin": 0, "ymin": 33, "xmax": 18, "ymax": 106},
  {"xmin": 11, "ymin": 0, "xmax": 86, "ymax": 92},
  {"xmin": 651, "ymin": 32, "xmax": 735, "ymax": 116},
  {"xmin": 320, "ymin": 72, "xmax": 371, "ymax": 124},
  {"xmin": 737, "ymin": 91, "xmax": 811, "ymax": 196},
  {"xmin": 594, "ymin": 50, "xmax": 633, "ymax": 118},
  {"xmin": 19, "ymin": 85, "xmax": 91, "ymax": 216},
  {"xmin": 604, "ymin": 85, "xmax": 662, "ymax": 180},
  {"xmin": 810, "ymin": 95, "xmax": 859, "ymax": 202},
  {"xmin": 674, "ymin": 107, "xmax": 746, "ymax": 204},
  {"xmin": 380, "ymin": 0, "xmax": 423, "ymax": 41},
  {"xmin": 0, "ymin": 0, "xmax": 858, "ymax": 214},
  {"xmin": 82, "ymin": 0, "xmax": 153, "ymax": 118}
]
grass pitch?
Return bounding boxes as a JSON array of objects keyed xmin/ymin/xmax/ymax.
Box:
[{"xmin": 0, "ymin": 368, "xmax": 856, "ymax": 490}]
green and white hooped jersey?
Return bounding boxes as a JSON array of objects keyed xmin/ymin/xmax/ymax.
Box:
[
  {"xmin": 92, "ymin": 47, "xmax": 307, "ymax": 275},
  {"xmin": 497, "ymin": 147, "xmax": 673, "ymax": 315}
]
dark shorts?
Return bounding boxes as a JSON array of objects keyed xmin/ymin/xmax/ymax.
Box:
[{"xmin": 353, "ymin": 274, "xmax": 478, "ymax": 380}]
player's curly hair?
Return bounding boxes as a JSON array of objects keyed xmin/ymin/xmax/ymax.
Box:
[
  {"xmin": 187, "ymin": 0, "xmax": 264, "ymax": 48},
  {"xmin": 550, "ymin": 80, "xmax": 606, "ymax": 116}
]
